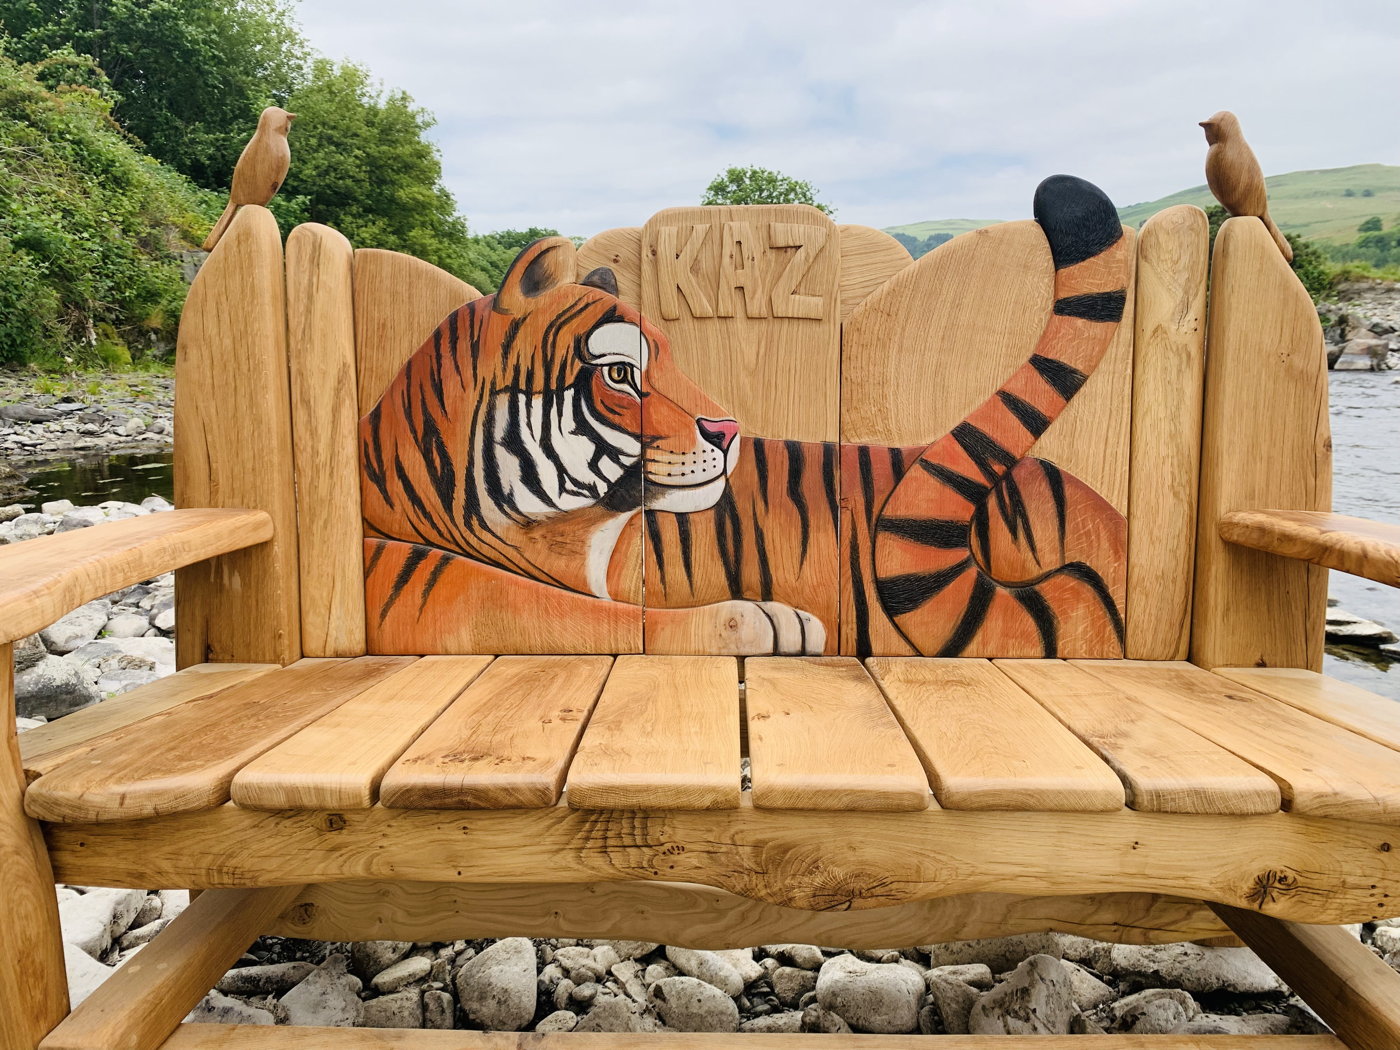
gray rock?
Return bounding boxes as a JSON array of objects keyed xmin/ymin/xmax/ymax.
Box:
[
  {"xmin": 926, "ymin": 969, "xmax": 982, "ymax": 1034},
  {"xmin": 644, "ymin": 961, "xmax": 677, "ymax": 984},
  {"xmin": 186, "ymin": 990, "xmax": 276, "ymax": 1025},
  {"xmin": 351, "ymin": 940, "xmax": 415, "ymax": 980},
  {"xmin": 764, "ymin": 943, "xmax": 824, "ymax": 970},
  {"xmin": 40, "ymin": 601, "xmax": 110, "ymax": 653},
  {"xmin": 610, "ymin": 959, "xmax": 648, "ymax": 1002},
  {"xmin": 800, "ymin": 1003, "xmax": 852, "ymax": 1033},
  {"xmin": 714, "ymin": 947, "xmax": 763, "ymax": 986},
  {"xmin": 815, "ymin": 953, "xmax": 923, "ymax": 1034},
  {"xmin": 64, "ymin": 941, "xmax": 115, "ymax": 1006},
  {"xmin": 56, "ymin": 507, "xmax": 105, "ymax": 532},
  {"xmin": 1373, "ymin": 926, "xmax": 1400, "ymax": 955},
  {"xmin": 360, "ymin": 989, "xmax": 423, "ymax": 1028},
  {"xmin": 924, "ymin": 933, "xmax": 1098, "ymax": 974},
  {"xmin": 15, "ymin": 715, "xmax": 45, "ymax": 733},
  {"xmin": 423, "ymin": 989, "xmax": 454, "ymax": 1029},
  {"xmin": 1325, "ymin": 608, "xmax": 1397, "ymax": 645},
  {"xmin": 968, "ymin": 955, "xmax": 1078, "ymax": 1036},
  {"xmin": 142, "ymin": 495, "xmax": 174, "ymax": 512},
  {"xmin": 0, "ymin": 504, "xmax": 24, "ymax": 522},
  {"xmin": 1112, "ymin": 988, "xmax": 1201, "ymax": 1034},
  {"xmin": 536, "ymin": 1009, "xmax": 579, "ymax": 1033},
  {"xmin": 649, "ymin": 976, "xmax": 739, "ymax": 1032},
  {"xmin": 1063, "ymin": 960, "xmax": 1115, "ymax": 1011},
  {"xmin": 666, "ymin": 946, "xmax": 745, "ymax": 996},
  {"xmin": 151, "ymin": 604, "xmax": 176, "ymax": 632},
  {"xmin": 1180, "ymin": 1013, "xmax": 1296, "ymax": 1036},
  {"xmin": 1090, "ymin": 942, "xmax": 1284, "ymax": 995},
  {"xmin": 931, "ymin": 963, "xmax": 994, "ymax": 990},
  {"xmin": 40, "ymin": 499, "xmax": 75, "ymax": 516},
  {"xmin": 117, "ymin": 918, "xmax": 171, "ymax": 950},
  {"xmin": 104, "ymin": 611, "xmax": 153, "ymax": 638},
  {"xmin": 372, "ymin": 955, "xmax": 432, "ymax": 993},
  {"xmin": 67, "ymin": 636, "xmax": 175, "ymax": 671},
  {"xmin": 132, "ymin": 894, "xmax": 163, "ymax": 928},
  {"xmin": 0, "ymin": 404, "xmax": 61, "ymax": 423},
  {"xmin": 15, "ymin": 654, "xmax": 101, "ymax": 719},
  {"xmin": 59, "ymin": 888, "xmax": 147, "ymax": 959},
  {"xmin": 574, "ymin": 995, "xmax": 655, "ymax": 1033},
  {"xmin": 218, "ymin": 962, "xmax": 318, "ymax": 996},
  {"xmin": 741, "ymin": 1011, "xmax": 804, "ymax": 1032},
  {"xmin": 279, "ymin": 954, "xmax": 363, "ymax": 1027},
  {"xmin": 14, "ymin": 633, "xmax": 47, "ymax": 672},
  {"xmin": 772, "ymin": 965, "xmax": 817, "ymax": 1007},
  {"xmin": 454, "ymin": 936, "xmax": 537, "ymax": 1032}
]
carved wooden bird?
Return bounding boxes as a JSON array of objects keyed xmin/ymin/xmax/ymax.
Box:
[
  {"xmin": 1200, "ymin": 110, "xmax": 1291, "ymax": 262},
  {"xmin": 202, "ymin": 106, "xmax": 296, "ymax": 251}
]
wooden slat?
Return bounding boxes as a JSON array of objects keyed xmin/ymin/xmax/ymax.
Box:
[
  {"xmin": 1, "ymin": 642, "xmax": 69, "ymax": 1050},
  {"xmin": 1191, "ymin": 216, "xmax": 1330, "ymax": 671},
  {"xmin": 379, "ymin": 656, "xmax": 609, "ymax": 809},
  {"xmin": 175, "ymin": 206, "xmax": 301, "ymax": 667},
  {"xmin": 1219, "ymin": 510, "xmax": 1400, "ymax": 587},
  {"xmin": 566, "ymin": 656, "xmax": 738, "ymax": 809},
  {"xmin": 1215, "ymin": 903, "xmax": 1400, "ymax": 1050},
  {"xmin": 353, "ymin": 248, "xmax": 480, "ymax": 415},
  {"xmin": 836, "ymin": 224, "xmax": 911, "ymax": 320},
  {"xmin": 231, "ymin": 656, "xmax": 492, "ymax": 810},
  {"xmin": 1215, "ymin": 666, "xmax": 1400, "ymax": 753},
  {"xmin": 575, "ymin": 226, "xmax": 642, "ymax": 307},
  {"xmin": 745, "ymin": 657, "xmax": 927, "ymax": 811},
  {"xmin": 998, "ymin": 660, "xmax": 1281, "ymax": 815},
  {"xmin": 286, "ymin": 223, "xmax": 365, "ymax": 657},
  {"xmin": 1126, "ymin": 205, "xmax": 1209, "ymax": 659},
  {"xmin": 867, "ymin": 658, "xmax": 1124, "ymax": 811},
  {"xmin": 25, "ymin": 657, "xmax": 412, "ymax": 823},
  {"xmin": 1075, "ymin": 660, "xmax": 1400, "ymax": 824},
  {"xmin": 20, "ymin": 664, "xmax": 277, "ymax": 784},
  {"xmin": 40, "ymin": 886, "xmax": 303, "ymax": 1050},
  {"xmin": 0, "ymin": 509, "xmax": 272, "ymax": 646}
]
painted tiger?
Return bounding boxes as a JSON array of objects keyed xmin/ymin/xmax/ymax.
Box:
[{"xmin": 360, "ymin": 174, "xmax": 1130, "ymax": 657}]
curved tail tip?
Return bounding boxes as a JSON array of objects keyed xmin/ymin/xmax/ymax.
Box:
[{"xmin": 1034, "ymin": 174, "xmax": 1122, "ymax": 269}]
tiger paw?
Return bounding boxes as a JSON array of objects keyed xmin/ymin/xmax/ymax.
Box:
[{"xmin": 648, "ymin": 600, "xmax": 827, "ymax": 655}]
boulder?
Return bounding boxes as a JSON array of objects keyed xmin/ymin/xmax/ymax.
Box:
[
  {"xmin": 666, "ymin": 946, "xmax": 745, "ymax": 996},
  {"xmin": 217, "ymin": 962, "xmax": 317, "ymax": 996},
  {"xmin": 15, "ymin": 654, "xmax": 101, "ymax": 719},
  {"xmin": 279, "ymin": 954, "xmax": 363, "ymax": 1027},
  {"xmin": 58, "ymin": 888, "xmax": 147, "ymax": 959},
  {"xmin": 742, "ymin": 1011, "xmax": 805, "ymax": 1032},
  {"xmin": 454, "ymin": 936, "xmax": 537, "ymax": 1032},
  {"xmin": 536, "ymin": 1009, "xmax": 579, "ymax": 1033},
  {"xmin": 762, "ymin": 944, "xmax": 824, "ymax": 970},
  {"xmin": 1089, "ymin": 942, "xmax": 1284, "ymax": 995},
  {"xmin": 423, "ymin": 989, "xmax": 455, "ymax": 1029},
  {"xmin": 40, "ymin": 601, "xmax": 109, "ymax": 653},
  {"xmin": 1112, "ymin": 987, "xmax": 1201, "ymax": 1034},
  {"xmin": 186, "ymin": 990, "xmax": 276, "ymax": 1025},
  {"xmin": 968, "ymin": 955, "xmax": 1078, "ymax": 1035},
  {"xmin": 372, "ymin": 955, "xmax": 432, "ymax": 993},
  {"xmin": 64, "ymin": 941, "xmax": 115, "ymax": 1006},
  {"xmin": 574, "ymin": 995, "xmax": 655, "ymax": 1033},
  {"xmin": 815, "ymin": 953, "xmax": 923, "ymax": 1034},
  {"xmin": 926, "ymin": 967, "xmax": 984, "ymax": 1034},
  {"xmin": 360, "ymin": 989, "xmax": 423, "ymax": 1028},
  {"xmin": 772, "ymin": 965, "xmax": 817, "ymax": 1007},
  {"xmin": 648, "ymin": 976, "xmax": 739, "ymax": 1032}
]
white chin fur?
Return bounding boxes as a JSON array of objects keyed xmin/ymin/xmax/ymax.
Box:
[{"xmin": 646, "ymin": 475, "xmax": 727, "ymax": 512}]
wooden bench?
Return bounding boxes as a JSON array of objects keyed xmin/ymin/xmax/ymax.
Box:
[{"xmin": 4, "ymin": 146, "xmax": 1400, "ymax": 1050}]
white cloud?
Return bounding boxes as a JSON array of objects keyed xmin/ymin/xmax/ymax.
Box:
[{"xmin": 291, "ymin": 0, "xmax": 1400, "ymax": 234}]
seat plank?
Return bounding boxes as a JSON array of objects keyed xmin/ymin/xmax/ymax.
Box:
[
  {"xmin": 380, "ymin": 656, "xmax": 611, "ymax": 809},
  {"xmin": 1215, "ymin": 666, "xmax": 1400, "ymax": 754},
  {"xmin": 20, "ymin": 664, "xmax": 276, "ymax": 784},
  {"xmin": 566, "ymin": 656, "xmax": 738, "ymax": 810},
  {"xmin": 867, "ymin": 658, "xmax": 1124, "ymax": 811},
  {"xmin": 999, "ymin": 660, "xmax": 1281, "ymax": 815},
  {"xmin": 232, "ymin": 656, "xmax": 493, "ymax": 810},
  {"xmin": 745, "ymin": 657, "xmax": 928, "ymax": 811},
  {"xmin": 25, "ymin": 657, "xmax": 412, "ymax": 823},
  {"xmin": 1075, "ymin": 660, "xmax": 1400, "ymax": 824}
]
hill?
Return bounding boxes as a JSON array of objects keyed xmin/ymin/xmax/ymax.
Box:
[{"xmin": 884, "ymin": 218, "xmax": 1000, "ymax": 239}]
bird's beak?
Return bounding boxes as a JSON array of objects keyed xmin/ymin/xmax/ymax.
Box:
[
  {"xmin": 287, "ymin": 113, "xmax": 298, "ymax": 121},
  {"xmin": 1198, "ymin": 121, "xmax": 1210, "ymax": 128}
]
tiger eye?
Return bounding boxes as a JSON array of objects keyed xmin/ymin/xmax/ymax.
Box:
[{"xmin": 607, "ymin": 364, "xmax": 631, "ymax": 385}]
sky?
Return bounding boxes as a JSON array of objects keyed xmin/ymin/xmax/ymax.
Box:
[{"xmin": 291, "ymin": 0, "xmax": 1400, "ymax": 237}]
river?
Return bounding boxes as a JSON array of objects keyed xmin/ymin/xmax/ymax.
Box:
[{"xmin": 17, "ymin": 373, "xmax": 1400, "ymax": 695}]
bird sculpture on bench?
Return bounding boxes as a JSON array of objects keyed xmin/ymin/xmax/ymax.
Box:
[
  {"xmin": 202, "ymin": 106, "xmax": 296, "ymax": 251},
  {"xmin": 1201, "ymin": 110, "xmax": 1292, "ymax": 262}
]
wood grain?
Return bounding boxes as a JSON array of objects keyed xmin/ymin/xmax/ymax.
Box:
[
  {"xmin": 379, "ymin": 656, "xmax": 609, "ymax": 809},
  {"xmin": 1075, "ymin": 660, "xmax": 1400, "ymax": 824},
  {"xmin": 0, "ymin": 509, "xmax": 271, "ymax": 646},
  {"xmin": 566, "ymin": 656, "xmax": 739, "ymax": 809},
  {"xmin": 745, "ymin": 657, "xmax": 928, "ymax": 811},
  {"xmin": 1191, "ymin": 216, "xmax": 1330, "ymax": 671},
  {"xmin": 26, "ymin": 657, "xmax": 411, "ymax": 823},
  {"xmin": 997, "ymin": 660, "xmax": 1281, "ymax": 815},
  {"xmin": 201, "ymin": 107, "xmax": 293, "ymax": 252},
  {"xmin": 353, "ymin": 248, "xmax": 480, "ymax": 415},
  {"xmin": 1201, "ymin": 110, "xmax": 1293, "ymax": 261},
  {"xmin": 0, "ymin": 643, "xmax": 68, "ymax": 1050},
  {"xmin": 45, "ymin": 805, "xmax": 1400, "ymax": 922},
  {"xmin": 641, "ymin": 205, "xmax": 840, "ymax": 442},
  {"xmin": 867, "ymin": 658, "xmax": 1124, "ymax": 811},
  {"xmin": 836, "ymin": 224, "xmax": 911, "ymax": 321},
  {"xmin": 576, "ymin": 227, "xmax": 642, "ymax": 307},
  {"xmin": 1125, "ymin": 205, "xmax": 1209, "ymax": 659},
  {"xmin": 1215, "ymin": 903, "xmax": 1400, "ymax": 1050},
  {"xmin": 1214, "ymin": 666, "xmax": 1400, "ymax": 753},
  {"xmin": 175, "ymin": 205, "xmax": 301, "ymax": 667},
  {"xmin": 286, "ymin": 223, "xmax": 365, "ymax": 656},
  {"xmin": 273, "ymin": 880, "xmax": 1231, "ymax": 947},
  {"xmin": 20, "ymin": 664, "xmax": 276, "ymax": 785},
  {"xmin": 39, "ymin": 885, "xmax": 303, "ymax": 1050},
  {"xmin": 1218, "ymin": 509, "xmax": 1400, "ymax": 587},
  {"xmin": 232, "ymin": 656, "xmax": 492, "ymax": 810}
]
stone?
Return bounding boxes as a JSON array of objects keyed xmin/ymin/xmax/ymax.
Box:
[
  {"xmin": 1112, "ymin": 987, "xmax": 1201, "ymax": 1034},
  {"xmin": 454, "ymin": 936, "xmax": 537, "ymax": 1032},
  {"xmin": 56, "ymin": 507, "xmax": 105, "ymax": 532},
  {"xmin": 117, "ymin": 918, "xmax": 172, "ymax": 950},
  {"xmin": 714, "ymin": 947, "xmax": 764, "ymax": 986},
  {"xmin": 15, "ymin": 715, "xmax": 45, "ymax": 732},
  {"xmin": 120, "ymin": 416, "xmax": 147, "ymax": 435},
  {"xmin": 926, "ymin": 968, "xmax": 982, "ymax": 1034},
  {"xmin": 1373, "ymin": 926, "xmax": 1400, "ymax": 955},
  {"xmin": 40, "ymin": 601, "xmax": 109, "ymax": 653},
  {"xmin": 763, "ymin": 943, "xmax": 824, "ymax": 970},
  {"xmin": 142, "ymin": 495, "xmax": 174, "ymax": 512},
  {"xmin": 598, "ymin": 939, "xmax": 658, "ymax": 961},
  {"xmin": 15, "ymin": 654, "xmax": 101, "ymax": 719},
  {"xmin": 800, "ymin": 1003, "xmax": 852, "ymax": 1033},
  {"xmin": 815, "ymin": 953, "xmax": 923, "ymax": 1034},
  {"xmin": 0, "ymin": 504, "xmax": 23, "ymax": 522},
  {"xmin": 536, "ymin": 1009, "xmax": 579, "ymax": 1033},
  {"xmin": 666, "ymin": 946, "xmax": 745, "ymax": 996},
  {"xmin": 772, "ymin": 965, "xmax": 817, "ymax": 1007},
  {"xmin": 132, "ymin": 894, "xmax": 163, "ymax": 928},
  {"xmin": 423, "ymin": 989, "xmax": 455, "ymax": 1029},
  {"xmin": 1180, "ymin": 1013, "xmax": 1297, "ymax": 1036},
  {"xmin": 104, "ymin": 611, "xmax": 153, "ymax": 638},
  {"xmin": 64, "ymin": 941, "xmax": 115, "ymax": 1006},
  {"xmin": 361, "ymin": 989, "xmax": 423, "ymax": 1028},
  {"xmin": 931, "ymin": 963, "xmax": 994, "ymax": 990},
  {"xmin": 186, "ymin": 990, "xmax": 276, "ymax": 1025},
  {"xmin": 611, "ymin": 959, "xmax": 648, "ymax": 1002},
  {"xmin": 217, "ymin": 962, "xmax": 317, "ymax": 996},
  {"xmin": 923, "ymin": 933, "xmax": 1097, "ymax": 974},
  {"xmin": 575, "ymin": 994, "xmax": 654, "ymax": 1033},
  {"xmin": 157, "ymin": 889, "xmax": 189, "ymax": 920},
  {"xmin": 59, "ymin": 887, "xmax": 147, "ymax": 959},
  {"xmin": 1063, "ymin": 960, "xmax": 1115, "ymax": 1011},
  {"xmin": 649, "ymin": 976, "xmax": 740, "ymax": 1032},
  {"xmin": 14, "ymin": 633, "xmax": 47, "ymax": 672},
  {"xmin": 350, "ymin": 940, "xmax": 414, "ymax": 980},
  {"xmin": 40, "ymin": 499, "xmax": 74, "ymax": 516},
  {"xmin": 372, "ymin": 955, "xmax": 432, "ymax": 993},
  {"xmin": 279, "ymin": 954, "xmax": 363, "ymax": 1027},
  {"xmin": 151, "ymin": 604, "xmax": 176, "ymax": 632},
  {"xmin": 1089, "ymin": 942, "xmax": 1284, "ymax": 995},
  {"xmin": 644, "ymin": 961, "xmax": 677, "ymax": 984},
  {"xmin": 68, "ymin": 636, "xmax": 175, "ymax": 671},
  {"xmin": 741, "ymin": 1011, "xmax": 804, "ymax": 1032},
  {"xmin": 968, "ymin": 955, "xmax": 1078, "ymax": 1036}
]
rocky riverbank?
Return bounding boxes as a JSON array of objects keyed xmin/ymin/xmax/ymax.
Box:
[{"xmin": 1322, "ymin": 279, "xmax": 1400, "ymax": 371}]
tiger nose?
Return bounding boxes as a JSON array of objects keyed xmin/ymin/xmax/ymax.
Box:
[{"xmin": 697, "ymin": 417, "xmax": 740, "ymax": 452}]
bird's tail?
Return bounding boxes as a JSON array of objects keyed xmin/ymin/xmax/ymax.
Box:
[
  {"xmin": 1263, "ymin": 214, "xmax": 1294, "ymax": 263},
  {"xmin": 202, "ymin": 201, "xmax": 238, "ymax": 252}
]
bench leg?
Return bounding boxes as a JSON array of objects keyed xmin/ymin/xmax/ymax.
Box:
[
  {"xmin": 1, "ymin": 649, "xmax": 69, "ymax": 1050},
  {"xmin": 1214, "ymin": 902, "xmax": 1400, "ymax": 1049}
]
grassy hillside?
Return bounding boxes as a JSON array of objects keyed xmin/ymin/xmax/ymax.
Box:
[{"xmin": 884, "ymin": 217, "xmax": 1000, "ymax": 239}]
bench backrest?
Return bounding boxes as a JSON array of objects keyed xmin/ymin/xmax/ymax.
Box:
[{"xmin": 172, "ymin": 189, "xmax": 1329, "ymax": 670}]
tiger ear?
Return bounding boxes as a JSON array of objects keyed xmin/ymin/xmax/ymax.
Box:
[{"xmin": 495, "ymin": 237, "xmax": 578, "ymax": 315}]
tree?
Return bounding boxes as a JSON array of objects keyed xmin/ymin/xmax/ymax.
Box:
[
  {"xmin": 2, "ymin": 0, "xmax": 308, "ymax": 188},
  {"xmin": 701, "ymin": 166, "xmax": 834, "ymax": 215},
  {"xmin": 1358, "ymin": 216, "xmax": 1383, "ymax": 233}
]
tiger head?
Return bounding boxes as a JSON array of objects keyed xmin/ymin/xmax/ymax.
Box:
[{"xmin": 361, "ymin": 236, "xmax": 740, "ymax": 591}]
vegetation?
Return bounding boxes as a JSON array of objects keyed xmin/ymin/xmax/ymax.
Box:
[
  {"xmin": 889, "ymin": 231, "xmax": 953, "ymax": 260},
  {"xmin": 702, "ymin": 166, "xmax": 833, "ymax": 215}
]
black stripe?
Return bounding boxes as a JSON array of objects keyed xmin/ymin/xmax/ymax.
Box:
[
  {"xmin": 675, "ymin": 513, "xmax": 695, "ymax": 588},
  {"xmin": 821, "ymin": 443, "xmax": 841, "ymax": 536},
  {"xmin": 917, "ymin": 459, "xmax": 989, "ymax": 505},
  {"xmin": 1030, "ymin": 354, "xmax": 1088, "ymax": 401},
  {"xmin": 365, "ymin": 539, "xmax": 387, "ymax": 578},
  {"xmin": 500, "ymin": 391, "xmax": 556, "ymax": 511},
  {"xmin": 752, "ymin": 439, "xmax": 770, "ymax": 510},
  {"xmin": 876, "ymin": 516, "xmax": 970, "ymax": 549},
  {"xmin": 858, "ymin": 445, "xmax": 876, "ymax": 513},
  {"xmin": 645, "ymin": 511, "xmax": 666, "ymax": 590},
  {"xmin": 936, "ymin": 573, "xmax": 997, "ymax": 657},
  {"xmin": 379, "ymin": 543, "xmax": 432, "ymax": 625},
  {"xmin": 1054, "ymin": 289, "xmax": 1126, "ymax": 322},
  {"xmin": 847, "ymin": 513, "xmax": 872, "ymax": 660},
  {"xmin": 1033, "ymin": 174, "xmax": 1122, "ymax": 269},
  {"xmin": 952, "ymin": 422, "xmax": 1018, "ymax": 485},
  {"xmin": 417, "ymin": 550, "xmax": 454, "ymax": 614},
  {"xmin": 876, "ymin": 559, "xmax": 971, "ymax": 619},
  {"xmin": 887, "ymin": 445, "xmax": 905, "ymax": 479},
  {"xmin": 1009, "ymin": 585, "xmax": 1058, "ymax": 657},
  {"xmin": 713, "ymin": 488, "xmax": 745, "ymax": 599},
  {"xmin": 1058, "ymin": 561, "xmax": 1126, "ymax": 649},
  {"xmin": 784, "ymin": 440, "xmax": 810, "ymax": 563},
  {"xmin": 751, "ymin": 508, "xmax": 774, "ymax": 602},
  {"xmin": 997, "ymin": 391, "xmax": 1051, "ymax": 438},
  {"xmin": 1039, "ymin": 458, "xmax": 1067, "ymax": 550}
]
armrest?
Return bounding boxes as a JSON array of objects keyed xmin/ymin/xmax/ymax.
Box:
[
  {"xmin": 0, "ymin": 508, "xmax": 273, "ymax": 644},
  {"xmin": 1218, "ymin": 510, "xmax": 1400, "ymax": 588}
]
